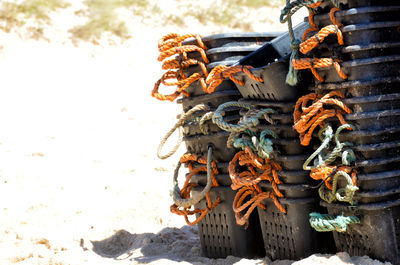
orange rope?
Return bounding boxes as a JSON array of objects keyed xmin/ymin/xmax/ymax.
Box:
[
  {"xmin": 228, "ymin": 148, "xmax": 285, "ymax": 226},
  {"xmin": 233, "ymin": 186, "xmax": 286, "ymax": 227},
  {"xmin": 170, "ymin": 153, "xmax": 220, "ymax": 226},
  {"xmin": 300, "ymin": 25, "xmax": 343, "ymax": 54},
  {"xmin": 152, "ymin": 33, "xmax": 210, "ymax": 101},
  {"xmin": 293, "ymin": 91, "xmax": 352, "ymax": 146},
  {"xmin": 206, "ymin": 65, "xmax": 263, "ymax": 94},
  {"xmin": 302, "ymin": 12, "xmax": 318, "ymax": 41},
  {"xmin": 292, "ymin": 57, "xmax": 347, "ymax": 82},
  {"xmin": 310, "ymin": 166, "xmax": 357, "ymax": 190}
]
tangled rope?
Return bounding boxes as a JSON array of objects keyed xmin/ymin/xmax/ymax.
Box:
[
  {"xmin": 309, "ymin": 212, "xmax": 360, "ymax": 232},
  {"xmin": 157, "ymin": 104, "xmax": 209, "ymax": 159},
  {"xmin": 206, "ymin": 65, "xmax": 263, "ymax": 94},
  {"xmin": 302, "ymin": 124, "xmax": 358, "ymax": 204},
  {"xmin": 292, "ymin": 7, "xmax": 347, "ymax": 82},
  {"xmin": 293, "ymin": 91, "xmax": 352, "ymax": 146},
  {"xmin": 212, "ymin": 101, "xmax": 275, "ymax": 133},
  {"xmin": 229, "ymin": 147, "xmax": 286, "ymax": 226},
  {"xmin": 280, "ymin": 0, "xmax": 340, "ymax": 85},
  {"xmin": 152, "ymin": 33, "xmax": 210, "ymax": 101},
  {"xmin": 170, "ymin": 146, "xmax": 221, "ymax": 225},
  {"xmin": 229, "ymin": 129, "xmax": 278, "ymax": 160}
]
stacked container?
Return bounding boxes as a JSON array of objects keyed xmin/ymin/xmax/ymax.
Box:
[
  {"xmin": 178, "ymin": 32, "xmax": 281, "ymax": 258},
  {"xmin": 213, "ymin": 26, "xmax": 337, "ymax": 260},
  {"xmin": 302, "ymin": 1, "xmax": 400, "ymax": 263}
]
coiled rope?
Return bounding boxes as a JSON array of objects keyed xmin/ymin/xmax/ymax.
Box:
[
  {"xmin": 170, "ymin": 146, "xmax": 221, "ymax": 225},
  {"xmin": 152, "ymin": 33, "xmax": 210, "ymax": 101},
  {"xmin": 293, "ymin": 91, "xmax": 352, "ymax": 146},
  {"xmin": 309, "ymin": 212, "xmax": 360, "ymax": 232}
]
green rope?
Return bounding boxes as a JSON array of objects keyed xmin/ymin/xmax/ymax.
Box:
[
  {"xmin": 318, "ymin": 170, "xmax": 359, "ymax": 205},
  {"xmin": 157, "ymin": 104, "xmax": 209, "ymax": 160},
  {"xmin": 212, "ymin": 102, "xmax": 275, "ymax": 133},
  {"xmin": 231, "ymin": 129, "xmax": 278, "ymax": 159},
  {"xmin": 309, "ymin": 212, "xmax": 360, "ymax": 233},
  {"xmin": 171, "ymin": 145, "xmax": 214, "ymax": 208},
  {"xmin": 303, "ymin": 124, "xmax": 355, "ymax": 170},
  {"xmin": 199, "ymin": 111, "xmax": 214, "ymax": 135}
]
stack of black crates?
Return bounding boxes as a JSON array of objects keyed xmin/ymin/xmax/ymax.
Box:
[
  {"xmin": 304, "ymin": 1, "xmax": 400, "ymax": 264},
  {"xmin": 178, "ymin": 32, "xmax": 280, "ymax": 258}
]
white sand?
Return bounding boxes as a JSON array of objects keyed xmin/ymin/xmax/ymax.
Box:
[{"xmin": 0, "ymin": 2, "xmax": 393, "ymax": 264}]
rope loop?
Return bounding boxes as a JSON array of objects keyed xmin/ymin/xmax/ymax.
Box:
[
  {"xmin": 170, "ymin": 146, "xmax": 221, "ymax": 226},
  {"xmin": 157, "ymin": 104, "xmax": 209, "ymax": 160},
  {"xmin": 153, "ymin": 33, "xmax": 210, "ymax": 101},
  {"xmin": 206, "ymin": 65, "xmax": 263, "ymax": 94},
  {"xmin": 293, "ymin": 91, "xmax": 352, "ymax": 146}
]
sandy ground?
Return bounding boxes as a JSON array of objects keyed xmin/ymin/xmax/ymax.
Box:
[{"xmin": 0, "ymin": 2, "xmax": 393, "ymax": 265}]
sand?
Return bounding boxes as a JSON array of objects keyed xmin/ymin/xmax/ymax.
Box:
[{"xmin": 0, "ymin": 2, "xmax": 393, "ymax": 264}]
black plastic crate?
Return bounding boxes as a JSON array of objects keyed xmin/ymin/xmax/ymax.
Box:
[
  {"xmin": 338, "ymin": 126, "xmax": 400, "ymax": 145},
  {"xmin": 342, "ymin": 93, "xmax": 400, "ymax": 112},
  {"xmin": 182, "ymin": 32, "xmax": 281, "ymax": 49},
  {"xmin": 192, "ymin": 186, "xmax": 265, "ymax": 258},
  {"xmin": 355, "ymin": 155, "xmax": 400, "ymax": 174},
  {"xmin": 312, "ymin": 75, "xmax": 400, "ymax": 97},
  {"xmin": 191, "ymin": 169, "xmax": 310, "ymax": 186},
  {"xmin": 315, "ymin": 55, "xmax": 400, "ymax": 83},
  {"xmin": 234, "ymin": 55, "xmax": 310, "ymax": 101},
  {"xmin": 257, "ymin": 197, "xmax": 325, "ymax": 260},
  {"xmin": 185, "ymin": 46, "xmax": 264, "ymax": 63},
  {"xmin": 319, "ymin": 0, "xmax": 400, "ymax": 10},
  {"xmin": 312, "ymin": 6, "xmax": 400, "ymax": 27},
  {"xmin": 321, "ymin": 199, "xmax": 400, "ymax": 265},
  {"xmin": 344, "ymin": 108, "xmax": 400, "ymax": 130},
  {"xmin": 341, "ymin": 41, "xmax": 400, "ymax": 60}
]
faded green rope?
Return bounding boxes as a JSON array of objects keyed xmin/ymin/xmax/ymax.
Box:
[
  {"xmin": 212, "ymin": 101, "xmax": 275, "ymax": 133},
  {"xmin": 157, "ymin": 104, "xmax": 209, "ymax": 159},
  {"xmin": 230, "ymin": 129, "xmax": 278, "ymax": 159},
  {"xmin": 199, "ymin": 111, "xmax": 214, "ymax": 135},
  {"xmin": 318, "ymin": 170, "xmax": 359, "ymax": 205},
  {"xmin": 171, "ymin": 145, "xmax": 214, "ymax": 208},
  {"xmin": 310, "ymin": 212, "xmax": 360, "ymax": 232},
  {"xmin": 303, "ymin": 124, "xmax": 355, "ymax": 170}
]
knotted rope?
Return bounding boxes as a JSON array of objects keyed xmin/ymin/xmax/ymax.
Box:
[
  {"xmin": 292, "ymin": 7, "xmax": 347, "ymax": 82},
  {"xmin": 302, "ymin": 124, "xmax": 358, "ymax": 204},
  {"xmin": 309, "ymin": 212, "xmax": 360, "ymax": 232},
  {"xmin": 212, "ymin": 102, "xmax": 275, "ymax": 133},
  {"xmin": 152, "ymin": 33, "xmax": 210, "ymax": 101},
  {"xmin": 229, "ymin": 147, "xmax": 286, "ymax": 226},
  {"xmin": 293, "ymin": 91, "xmax": 352, "ymax": 146},
  {"xmin": 170, "ymin": 146, "xmax": 221, "ymax": 225},
  {"xmin": 206, "ymin": 65, "xmax": 263, "ymax": 94},
  {"xmin": 280, "ymin": 0, "xmax": 340, "ymax": 85},
  {"xmin": 157, "ymin": 104, "xmax": 209, "ymax": 159}
]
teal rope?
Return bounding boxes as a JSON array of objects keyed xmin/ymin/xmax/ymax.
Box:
[
  {"xmin": 212, "ymin": 102, "xmax": 275, "ymax": 133},
  {"xmin": 231, "ymin": 129, "xmax": 278, "ymax": 159},
  {"xmin": 309, "ymin": 212, "xmax": 360, "ymax": 232}
]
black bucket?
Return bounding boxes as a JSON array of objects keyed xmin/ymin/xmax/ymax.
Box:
[
  {"xmin": 321, "ymin": 199, "xmax": 400, "ymax": 265},
  {"xmin": 192, "ymin": 186, "xmax": 265, "ymax": 259}
]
